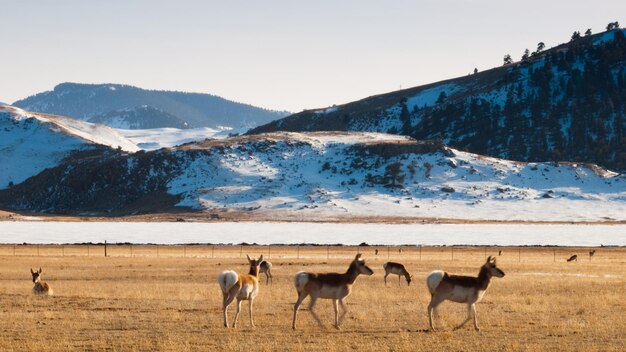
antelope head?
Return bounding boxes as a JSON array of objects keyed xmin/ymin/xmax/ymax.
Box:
[
  {"xmin": 246, "ymin": 255, "xmax": 263, "ymax": 276},
  {"xmin": 354, "ymin": 254, "xmax": 374, "ymax": 276},
  {"xmin": 30, "ymin": 268, "xmax": 42, "ymax": 283},
  {"xmin": 485, "ymin": 256, "xmax": 505, "ymax": 278}
]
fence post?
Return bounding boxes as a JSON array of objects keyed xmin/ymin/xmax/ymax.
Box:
[
  {"xmin": 268, "ymin": 245, "xmax": 271, "ymax": 259},
  {"xmin": 212, "ymin": 245, "xmax": 215, "ymax": 259},
  {"xmin": 240, "ymin": 245, "xmax": 243, "ymax": 258},
  {"xmin": 297, "ymin": 245, "xmax": 300, "ymax": 259},
  {"xmin": 37, "ymin": 244, "xmax": 40, "ymax": 257},
  {"xmin": 419, "ymin": 245, "xmax": 422, "ymax": 260},
  {"xmin": 13, "ymin": 244, "xmax": 16, "ymax": 256},
  {"xmin": 157, "ymin": 245, "xmax": 160, "ymax": 258},
  {"xmin": 387, "ymin": 246, "xmax": 390, "ymax": 259},
  {"xmin": 327, "ymin": 246, "xmax": 329, "ymax": 260},
  {"xmin": 87, "ymin": 245, "xmax": 90, "ymax": 257},
  {"xmin": 131, "ymin": 245, "xmax": 133, "ymax": 258},
  {"xmin": 62, "ymin": 245, "xmax": 64, "ymax": 257},
  {"xmin": 184, "ymin": 246, "xmax": 186, "ymax": 258},
  {"xmin": 518, "ymin": 247, "xmax": 521, "ymax": 262},
  {"xmin": 104, "ymin": 241, "xmax": 107, "ymax": 257},
  {"xmin": 451, "ymin": 246, "xmax": 454, "ymax": 261},
  {"xmin": 484, "ymin": 247, "xmax": 487, "ymax": 260},
  {"xmin": 553, "ymin": 248, "xmax": 556, "ymax": 262}
]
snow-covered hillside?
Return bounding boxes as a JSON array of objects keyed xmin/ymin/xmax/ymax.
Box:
[
  {"xmin": 166, "ymin": 132, "xmax": 625, "ymax": 222},
  {"xmin": 0, "ymin": 104, "xmax": 138, "ymax": 189},
  {"xmin": 1, "ymin": 127, "xmax": 624, "ymax": 221},
  {"xmin": 251, "ymin": 29, "xmax": 626, "ymax": 173}
]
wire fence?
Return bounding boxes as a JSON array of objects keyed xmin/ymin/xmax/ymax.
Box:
[{"xmin": 0, "ymin": 243, "xmax": 620, "ymax": 263}]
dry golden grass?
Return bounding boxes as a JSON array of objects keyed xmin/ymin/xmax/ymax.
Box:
[{"xmin": 1, "ymin": 246, "xmax": 625, "ymax": 351}]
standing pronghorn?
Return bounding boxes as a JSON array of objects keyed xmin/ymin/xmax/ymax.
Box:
[
  {"xmin": 217, "ymin": 255, "xmax": 263, "ymax": 328},
  {"xmin": 30, "ymin": 268, "xmax": 53, "ymax": 295},
  {"xmin": 292, "ymin": 254, "xmax": 374, "ymax": 330},
  {"xmin": 383, "ymin": 262, "xmax": 412, "ymax": 286},
  {"xmin": 426, "ymin": 256, "xmax": 505, "ymax": 331},
  {"xmin": 259, "ymin": 260, "xmax": 273, "ymax": 285}
]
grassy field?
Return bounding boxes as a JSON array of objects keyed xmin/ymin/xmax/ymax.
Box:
[{"xmin": 0, "ymin": 246, "xmax": 625, "ymax": 351}]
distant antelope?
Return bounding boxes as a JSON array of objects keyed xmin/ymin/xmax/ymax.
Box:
[
  {"xmin": 292, "ymin": 254, "xmax": 374, "ymax": 330},
  {"xmin": 217, "ymin": 255, "xmax": 263, "ymax": 328},
  {"xmin": 383, "ymin": 262, "xmax": 412, "ymax": 286},
  {"xmin": 426, "ymin": 256, "xmax": 505, "ymax": 331},
  {"xmin": 259, "ymin": 260, "xmax": 273, "ymax": 285},
  {"xmin": 567, "ymin": 254, "xmax": 578, "ymax": 262},
  {"xmin": 589, "ymin": 250, "xmax": 596, "ymax": 259},
  {"xmin": 30, "ymin": 268, "xmax": 53, "ymax": 295}
]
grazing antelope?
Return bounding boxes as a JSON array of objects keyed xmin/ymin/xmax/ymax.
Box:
[
  {"xmin": 30, "ymin": 268, "xmax": 53, "ymax": 295},
  {"xmin": 259, "ymin": 260, "xmax": 273, "ymax": 285},
  {"xmin": 217, "ymin": 255, "xmax": 263, "ymax": 328},
  {"xmin": 426, "ymin": 256, "xmax": 505, "ymax": 331},
  {"xmin": 292, "ymin": 254, "xmax": 374, "ymax": 330},
  {"xmin": 567, "ymin": 254, "xmax": 578, "ymax": 262},
  {"xmin": 383, "ymin": 262, "xmax": 413, "ymax": 286}
]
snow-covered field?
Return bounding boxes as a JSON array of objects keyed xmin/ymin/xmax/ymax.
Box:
[
  {"xmin": 1, "ymin": 221, "xmax": 624, "ymax": 246},
  {"xmin": 116, "ymin": 127, "xmax": 240, "ymax": 150}
]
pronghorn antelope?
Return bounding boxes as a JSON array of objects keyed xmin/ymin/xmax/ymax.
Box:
[
  {"xmin": 589, "ymin": 250, "xmax": 596, "ymax": 259},
  {"xmin": 383, "ymin": 262, "xmax": 412, "ymax": 286},
  {"xmin": 259, "ymin": 260, "xmax": 273, "ymax": 285},
  {"xmin": 292, "ymin": 254, "xmax": 374, "ymax": 330},
  {"xmin": 426, "ymin": 256, "xmax": 505, "ymax": 331},
  {"xmin": 567, "ymin": 254, "xmax": 578, "ymax": 262},
  {"xmin": 217, "ymin": 255, "xmax": 263, "ymax": 328},
  {"xmin": 30, "ymin": 268, "xmax": 53, "ymax": 295}
]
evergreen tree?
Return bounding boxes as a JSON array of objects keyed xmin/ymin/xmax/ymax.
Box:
[{"xmin": 503, "ymin": 54, "xmax": 513, "ymax": 65}]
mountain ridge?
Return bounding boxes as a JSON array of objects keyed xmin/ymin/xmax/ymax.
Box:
[{"xmin": 14, "ymin": 82, "xmax": 290, "ymax": 130}]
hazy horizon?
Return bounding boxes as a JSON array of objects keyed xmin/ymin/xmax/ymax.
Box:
[{"xmin": 1, "ymin": 1, "xmax": 624, "ymax": 112}]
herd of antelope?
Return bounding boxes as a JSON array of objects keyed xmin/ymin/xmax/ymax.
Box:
[
  {"xmin": 31, "ymin": 250, "xmax": 597, "ymax": 332},
  {"xmin": 214, "ymin": 253, "xmax": 505, "ymax": 331}
]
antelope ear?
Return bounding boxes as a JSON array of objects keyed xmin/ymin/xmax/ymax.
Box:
[
  {"xmin": 30, "ymin": 268, "xmax": 34, "ymax": 274},
  {"xmin": 246, "ymin": 254, "xmax": 251, "ymax": 262},
  {"xmin": 355, "ymin": 253, "xmax": 362, "ymax": 260},
  {"xmin": 258, "ymin": 255, "xmax": 264, "ymax": 262},
  {"xmin": 39, "ymin": 268, "xmax": 42, "ymax": 273}
]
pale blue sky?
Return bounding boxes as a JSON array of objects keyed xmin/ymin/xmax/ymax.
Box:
[{"xmin": 1, "ymin": 1, "xmax": 623, "ymax": 112}]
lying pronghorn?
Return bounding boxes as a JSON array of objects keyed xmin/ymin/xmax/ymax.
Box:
[
  {"xmin": 30, "ymin": 268, "xmax": 53, "ymax": 295},
  {"xmin": 217, "ymin": 255, "xmax": 263, "ymax": 328},
  {"xmin": 567, "ymin": 254, "xmax": 578, "ymax": 262},
  {"xmin": 383, "ymin": 262, "xmax": 412, "ymax": 286},
  {"xmin": 260, "ymin": 260, "xmax": 273, "ymax": 285},
  {"xmin": 426, "ymin": 256, "xmax": 505, "ymax": 331},
  {"xmin": 292, "ymin": 254, "xmax": 374, "ymax": 330}
]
